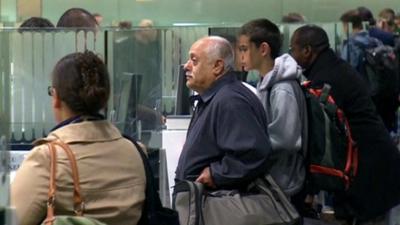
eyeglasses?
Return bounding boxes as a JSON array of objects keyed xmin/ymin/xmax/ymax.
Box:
[{"xmin": 47, "ymin": 86, "xmax": 54, "ymax": 96}]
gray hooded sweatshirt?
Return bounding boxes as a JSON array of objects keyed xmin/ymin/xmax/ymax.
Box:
[{"xmin": 257, "ymin": 53, "xmax": 307, "ymax": 196}]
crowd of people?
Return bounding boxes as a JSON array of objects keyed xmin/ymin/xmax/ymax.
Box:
[{"xmin": 9, "ymin": 5, "xmax": 400, "ymax": 225}]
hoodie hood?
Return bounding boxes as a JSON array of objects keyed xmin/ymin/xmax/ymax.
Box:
[{"xmin": 258, "ymin": 53, "xmax": 302, "ymax": 91}]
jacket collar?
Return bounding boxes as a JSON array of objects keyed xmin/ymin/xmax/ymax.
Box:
[
  {"xmin": 49, "ymin": 114, "xmax": 105, "ymax": 132},
  {"xmin": 304, "ymin": 48, "xmax": 338, "ymax": 81},
  {"xmin": 34, "ymin": 120, "xmax": 122, "ymax": 145},
  {"xmin": 196, "ymin": 71, "xmax": 237, "ymax": 104}
]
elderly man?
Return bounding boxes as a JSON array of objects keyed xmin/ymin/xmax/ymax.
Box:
[{"xmin": 175, "ymin": 36, "xmax": 272, "ymax": 189}]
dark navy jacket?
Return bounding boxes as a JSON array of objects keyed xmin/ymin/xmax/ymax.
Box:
[
  {"xmin": 175, "ymin": 72, "xmax": 272, "ymax": 188},
  {"xmin": 369, "ymin": 27, "xmax": 396, "ymax": 46}
]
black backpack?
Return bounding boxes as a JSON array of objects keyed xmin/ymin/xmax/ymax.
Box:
[
  {"xmin": 267, "ymin": 81, "xmax": 358, "ymax": 193},
  {"xmin": 124, "ymin": 135, "xmax": 180, "ymax": 225},
  {"xmin": 301, "ymin": 82, "xmax": 359, "ymax": 193},
  {"xmin": 356, "ymin": 40, "xmax": 400, "ymax": 98}
]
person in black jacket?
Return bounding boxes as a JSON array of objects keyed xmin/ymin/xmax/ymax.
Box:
[{"xmin": 290, "ymin": 24, "xmax": 400, "ymax": 224}]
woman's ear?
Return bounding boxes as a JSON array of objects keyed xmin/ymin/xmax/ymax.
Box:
[{"xmin": 52, "ymin": 89, "xmax": 62, "ymax": 109}]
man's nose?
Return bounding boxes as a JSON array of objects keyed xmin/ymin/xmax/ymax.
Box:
[
  {"xmin": 240, "ymin": 55, "xmax": 247, "ymax": 65},
  {"xmin": 239, "ymin": 54, "xmax": 245, "ymax": 62},
  {"xmin": 183, "ymin": 60, "xmax": 191, "ymax": 70}
]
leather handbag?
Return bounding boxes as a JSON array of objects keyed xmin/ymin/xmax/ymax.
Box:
[
  {"xmin": 173, "ymin": 175, "xmax": 300, "ymax": 225},
  {"xmin": 41, "ymin": 141, "xmax": 106, "ymax": 225}
]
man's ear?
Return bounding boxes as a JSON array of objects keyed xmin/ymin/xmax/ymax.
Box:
[
  {"xmin": 213, "ymin": 59, "xmax": 225, "ymax": 76},
  {"xmin": 259, "ymin": 42, "xmax": 271, "ymax": 57},
  {"xmin": 303, "ymin": 45, "xmax": 313, "ymax": 58}
]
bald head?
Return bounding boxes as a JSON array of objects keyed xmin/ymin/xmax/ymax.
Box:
[
  {"xmin": 139, "ymin": 19, "xmax": 154, "ymax": 28},
  {"xmin": 184, "ymin": 36, "xmax": 235, "ymax": 94},
  {"xmin": 197, "ymin": 36, "xmax": 234, "ymax": 72},
  {"xmin": 135, "ymin": 19, "xmax": 157, "ymax": 43}
]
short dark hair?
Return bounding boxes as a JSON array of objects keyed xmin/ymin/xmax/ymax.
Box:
[
  {"xmin": 282, "ymin": 12, "xmax": 305, "ymax": 23},
  {"xmin": 118, "ymin": 21, "xmax": 132, "ymax": 29},
  {"xmin": 57, "ymin": 8, "xmax": 98, "ymax": 28},
  {"xmin": 52, "ymin": 51, "xmax": 110, "ymax": 115},
  {"xmin": 379, "ymin": 8, "xmax": 395, "ymax": 19},
  {"xmin": 378, "ymin": 8, "xmax": 396, "ymax": 27},
  {"xmin": 293, "ymin": 24, "xmax": 330, "ymax": 53},
  {"xmin": 340, "ymin": 9, "xmax": 363, "ymax": 30},
  {"xmin": 238, "ymin": 18, "xmax": 282, "ymax": 59},
  {"xmin": 19, "ymin": 17, "xmax": 54, "ymax": 31},
  {"xmin": 357, "ymin": 6, "xmax": 376, "ymax": 26}
]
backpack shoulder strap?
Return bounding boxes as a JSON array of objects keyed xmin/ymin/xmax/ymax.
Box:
[
  {"xmin": 123, "ymin": 135, "xmax": 163, "ymax": 224},
  {"xmin": 266, "ymin": 80, "xmax": 298, "ymax": 107},
  {"xmin": 295, "ymin": 80, "xmax": 309, "ymax": 159},
  {"xmin": 268, "ymin": 80, "xmax": 308, "ymax": 158}
]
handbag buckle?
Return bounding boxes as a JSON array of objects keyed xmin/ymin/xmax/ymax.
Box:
[
  {"xmin": 47, "ymin": 195, "xmax": 56, "ymax": 207},
  {"xmin": 74, "ymin": 201, "xmax": 85, "ymax": 216}
]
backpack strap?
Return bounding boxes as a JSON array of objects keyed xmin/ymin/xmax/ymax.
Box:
[
  {"xmin": 319, "ymin": 84, "xmax": 331, "ymax": 104},
  {"xmin": 123, "ymin": 135, "xmax": 164, "ymax": 225},
  {"xmin": 267, "ymin": 80, "xmax": 308, "ymax": 158},
  {"xmin": 266, "ymin": 81, "xmax": 296, "ymax": 116}
]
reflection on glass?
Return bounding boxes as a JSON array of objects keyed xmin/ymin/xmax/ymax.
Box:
[{"xmin": 0, "ymin": 23, "xmax": 344, "ymax": 149}]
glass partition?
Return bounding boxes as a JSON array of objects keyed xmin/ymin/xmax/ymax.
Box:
[
  {"xmin": 107, "ymin": 26, "xmax": 207, "ymax": 146},
  {"xmin": 0, "ymin": 26, "xmax": 208, "ymax": 149},
  {"xmin": 0, "ymin": 28, "xmax": 11, "ymax": 217},
  {"xmin": 0, "ymin": 23, "xmax": 345, "ymax": 149},
  {"xmin": 1, "ymin": 29, "xmax": 102, "ymax": 151},
  {"xmin": 0, "ymin": 28, "xmax": 106, "ymax": 217}
]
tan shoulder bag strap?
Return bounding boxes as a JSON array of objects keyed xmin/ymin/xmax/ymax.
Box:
[
  {"xmin": 43, "ymin": 141, "xmax": 85, "ymax": 225},
  {"xmin": 43, "ymin": 142, "xmax": 57, "ymax": 225},
  {"xmin": 52, "ymin": 141, "xmax": 84, "ymax": 215}
]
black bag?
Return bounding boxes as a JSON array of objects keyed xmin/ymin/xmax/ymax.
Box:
[
  {"xmin": 354, "ymin": 39, "xmax": 400, "ymax": 131},
  {"xmin": 125, "ymin": 136, "xmax": 180, "ymax": 225},
  {"xmin": 356, "ymin": 39, "xmax": 400, "ymax": 98},
  {"xmin": 302, "ymin": 82, "xmax": 358, "ymax": 192}
]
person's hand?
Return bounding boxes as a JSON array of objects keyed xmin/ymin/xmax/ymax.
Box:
[
  {"xmin": 161, "ymin": 115, "xmax": 166, "ymax": 124},
  {"xmin": 195, "ymin": 167, "xmax": 216, "ymax": 188}
]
